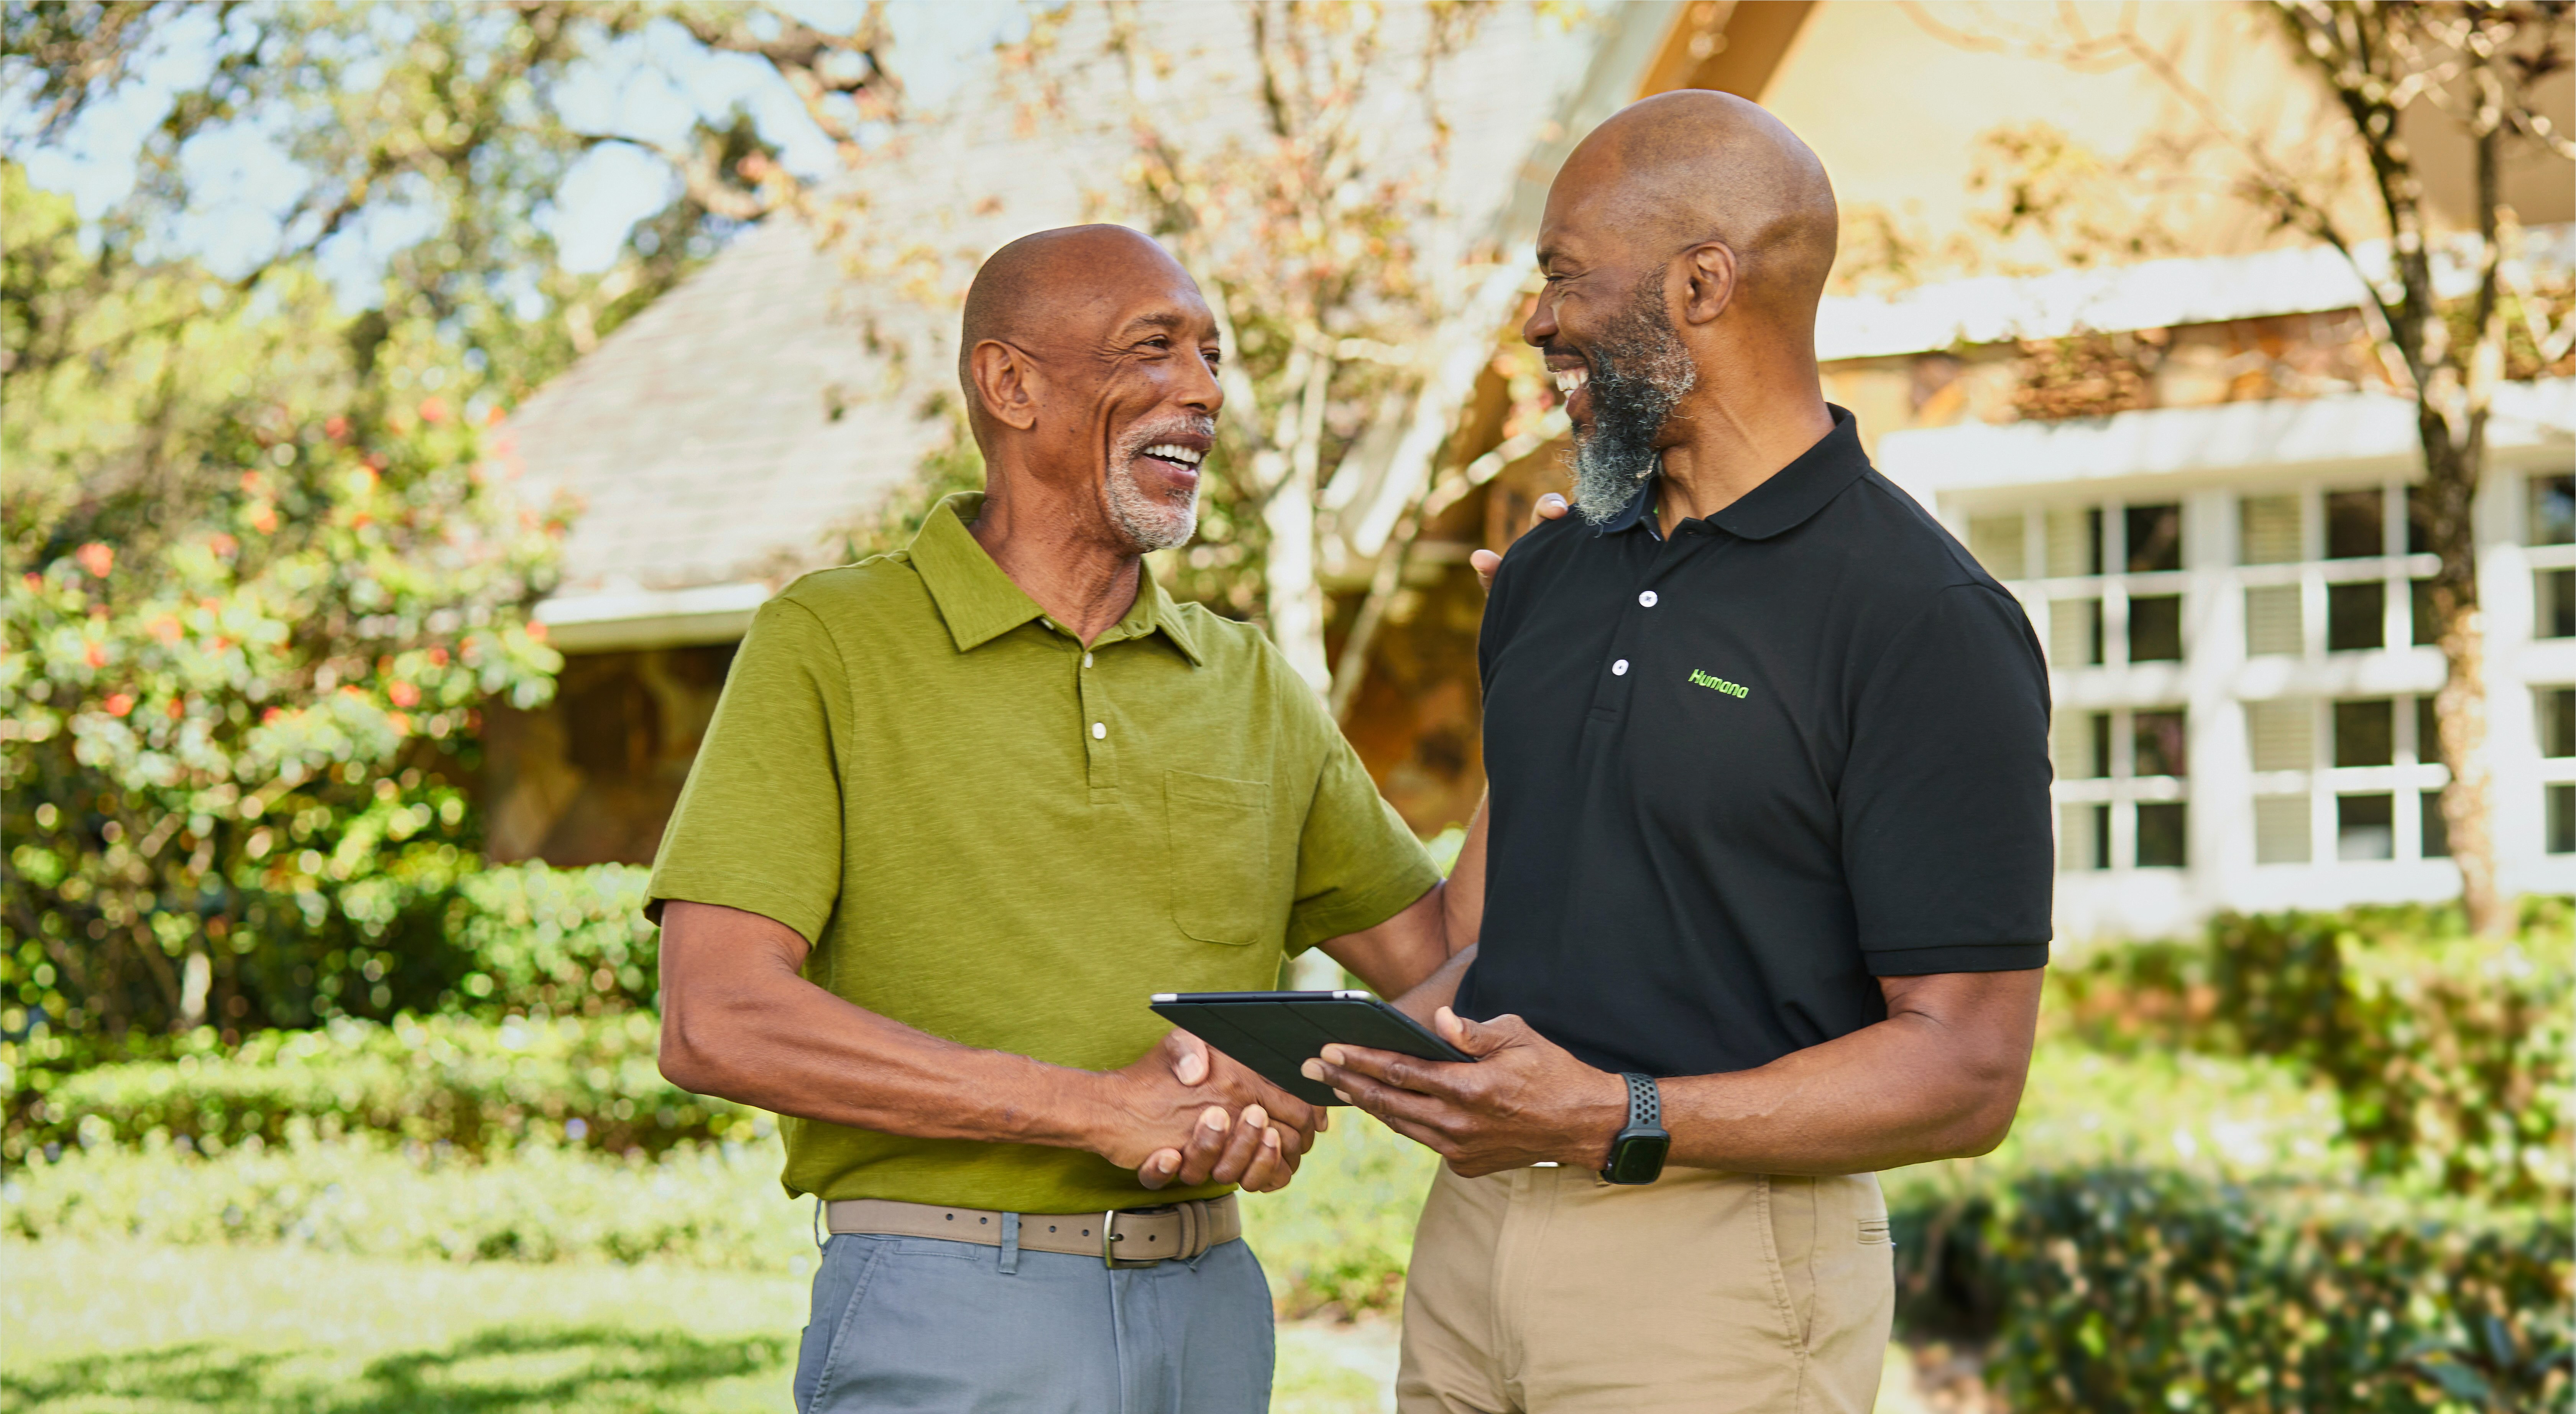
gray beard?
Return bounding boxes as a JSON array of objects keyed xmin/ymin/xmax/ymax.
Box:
[
  {"xmin": 1104, "ymin": 422, "xmax": 1208, "ymax": 552},
  {"xmin": 1572, "ymin": 275, "xmax": 1698, "ymax": 528}
]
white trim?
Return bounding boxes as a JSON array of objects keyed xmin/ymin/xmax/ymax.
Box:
[
  {"xmin": 1817, "ymin": 225, "xmax": 2576, "ymax": 363},
  {"xmin": 533, "ymin": 581, "xmax": 772, "ymax": 653},
  {"xmin": 1878, "ymin": 380, "xmax": 2576, "ymax": 500}
]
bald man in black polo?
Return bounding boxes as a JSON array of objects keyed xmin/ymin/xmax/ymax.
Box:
[{"xmin": 1305, "ymin": 92, "xmax": 2054, "ymax": 1412}]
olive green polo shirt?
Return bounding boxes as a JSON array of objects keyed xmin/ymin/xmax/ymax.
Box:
[{"xmin": 646, "ymin": 493, "xmax": 1440, "ymax": 1214}]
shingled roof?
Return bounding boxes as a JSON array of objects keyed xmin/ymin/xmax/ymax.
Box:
[{"xmin": 503, "ymin": 4, "xmax": 1661, "ymax": 652}]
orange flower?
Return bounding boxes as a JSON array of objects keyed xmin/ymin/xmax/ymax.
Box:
[
  {"xmin": 207, "ymin": 534, "xmax": 237, "ymax": 558},
  {"xmin": 388, "ymin": 681, "xmax": 420, "ymax": 708},
  {"xmin": 166, "ymin": 698, "xmax": 185, "ymax": 721},
  {"xmin": 418, "ymin": 396, "xmax": 448, "ymax": 425},
  {"xmin": 149, "ymin": 615, "xmax": 182, "ymax": 645},
  {"xmin": 83, "ymin": 642, "xmax": 107, "ymax": 669},
  {"xmin": 75, "ymin": 543, "xmax": 113, "ymax": 578},
  {"xmin": 324, "ymin": 415, "xmax": 349, "ymax": 440},
  {"xmin": 248, "ymin": 504, "xmax": 279, "ymax": 534},
  {"xmin": 426, "ymin": 646, "xmax": 450, "ymax": 667},
  {"xmin": 388, "ymin": 712, "xmax": 411, "ymax": 734},
  {"xmin": 105, "ymin": 693, "xmax": 135, "ymax": 717}
]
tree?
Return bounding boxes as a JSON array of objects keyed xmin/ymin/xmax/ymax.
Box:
[
  {"xmin": 1071, "ymin": 0, "xmax": 1506, "ymax": 696},
  {"xmin": 1908, "ymin": 0, "xmax": 2576, "ymax": 935},
  {"xmin": 0, "ymin": 2, "xmax": 904, "ymax": 1041}
]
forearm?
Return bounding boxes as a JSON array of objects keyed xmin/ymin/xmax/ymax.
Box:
[
  {"xmin": 1387, "ymin": 943, "xmax": 1475, "ymax": 1025},
  {"xmin": 661, "ymin": 967, "xmax": 1112, "ymax": 1151},
  {"xmin": 1658, "ymin": 982, "xmax": 2039, "ymax": 1176}
]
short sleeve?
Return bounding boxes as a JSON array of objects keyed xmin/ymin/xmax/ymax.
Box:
[
  {"xmin": 1281, "ymin": 706, "xmax": 1442, "ymax": 957},
  {"xmin": 1843, "ymin": 584, "xmax": 2054, "ymax": 975},
  {"xmin": 645, "ymin": 597, "xmax": 848, "ymax": 942}
]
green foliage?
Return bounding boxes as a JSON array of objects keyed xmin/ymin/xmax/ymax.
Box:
[
  {"xmin": 2052, "ymin": 903, "xmax": 2574, "ymax": 1201},
  {"xmin": 1241, "ymin": 1118, "xmax": 1439, "ymax": 1317},
  {"xmin": 0, "ymin": 2, "xmax": 898, "ymax": 1045},
  {"xmin": 5, "ymin": 1133, "xmax": 804, "ymax": 1269},
  {"xmin": 1893, "ymin": 1169, "xmax": 2573, "ymax": 1414},
  {"xmin": 7, "ymin": 1009, "xmax": 732, "ymax": 1163},
  {"xmin": 446, "ymin": 863, "xmax": 659, "ymax": 1019}
]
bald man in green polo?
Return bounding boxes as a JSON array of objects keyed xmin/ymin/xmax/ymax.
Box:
[{"xmin": 646, "ymin": 225, "xmax": 1467, "ymax": 1412}]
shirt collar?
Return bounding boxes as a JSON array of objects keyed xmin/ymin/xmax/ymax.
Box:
[
  {"xmin": 1593, "ymin": 404, "xmax": 1872, "ymax": 542},
  {"xmin": 907, "ymin": 492, "xmax": 1204, "ymax": 665}
]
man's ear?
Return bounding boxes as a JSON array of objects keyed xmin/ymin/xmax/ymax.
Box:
[
  {"xmin": 1678, "ymin": 241, "xmax": 1738, "ymax": 326},
  {"xmin": 969, "ymin": 340, "xmax": 1042, "ymax": 432}
]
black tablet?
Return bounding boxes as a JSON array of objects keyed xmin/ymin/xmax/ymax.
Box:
[{"xmin": 1148, "ymin": 989, "xmax": 1476, "ymax": 1108}]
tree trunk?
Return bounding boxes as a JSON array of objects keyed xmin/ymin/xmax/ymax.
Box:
[{"xmin": 2423, "ymin": 432, "xmax": 2504, "ymax": 936}]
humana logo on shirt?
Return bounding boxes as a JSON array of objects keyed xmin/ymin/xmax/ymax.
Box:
[{"xmin": 1687, "ymin": 669, "xmax": 1750, "ymax": 699}]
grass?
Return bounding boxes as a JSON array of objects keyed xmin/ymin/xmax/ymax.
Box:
[{"xmin": 2, "ymin": 1237, "xmax": 1401, "ymax": 1413}]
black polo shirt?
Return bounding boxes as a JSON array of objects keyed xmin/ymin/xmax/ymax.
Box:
[{"xmin": 1462, "ymin": 407, "xmax": 2052, "ymax": 1080}]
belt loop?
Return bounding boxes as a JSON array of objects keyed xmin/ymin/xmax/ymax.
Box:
[
  {"xmin": 998, "ymin": 1210, "xmax": 1021, "ymax": 1275},
  {"xmin": 813, "ymin": 1196, "xmax": 826, "ymax": 1251}
]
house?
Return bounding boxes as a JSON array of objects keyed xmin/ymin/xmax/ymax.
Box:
[{"xmin": 488, "ymin": 0, "xmax": 2575, "ymax": 938}]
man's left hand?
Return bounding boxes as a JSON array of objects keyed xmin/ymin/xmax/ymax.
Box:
[{"xmin": 1301, "ymin": 1007, "xmax": 1629, "ymax": 1178}]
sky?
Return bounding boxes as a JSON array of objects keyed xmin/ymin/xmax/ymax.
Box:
[{"xmin": 10, "ymin": 1, "xmax": 1026, "ymax": 305}]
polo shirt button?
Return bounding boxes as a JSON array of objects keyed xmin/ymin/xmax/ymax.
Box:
[
  {"xmin": 1091, "ymin": 722, "xmax": 1107, "ymax": 740},
  {"xmin": 1612, "ymin": 659, "xmax": 1630, "ymax": 676},
  {"xmin": 1083, "ymin": 653, "xmax": 1094, "ymax": 668},
  {"xmin": 1638, "ymin": 590, "xmax": 1659, "ymax": 607}
]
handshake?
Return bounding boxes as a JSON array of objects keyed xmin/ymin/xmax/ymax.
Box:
[{"xmin": 1098, "ymin": 1028, "xmax": 1322, "ymax": 1195}]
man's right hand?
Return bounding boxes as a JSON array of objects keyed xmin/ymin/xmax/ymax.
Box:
[
  {"xmin": 1097, "ymin": 1028, "xmax": 1322, "ymax": 1194},
  {"xmin": 1469, "ymin": 492, "xmax": 1569, "ymax": 592}
]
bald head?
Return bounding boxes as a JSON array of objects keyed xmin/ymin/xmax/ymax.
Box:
[
  {"xmin": 1551, "ymin": 90, "xmax": 1838, "ymax": 319},
  {"xmin": 958, "ymin": 225, "xmax": 1197, "ymax": 395},
  {"xmin": 953, "ymin": 224, "xmax": 1223, "ymax": 555}
]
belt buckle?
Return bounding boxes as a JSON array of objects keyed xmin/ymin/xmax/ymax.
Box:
[{"xmin": 1102, "ymin": 1205, "xmax": 1171, "ymax": 1269}]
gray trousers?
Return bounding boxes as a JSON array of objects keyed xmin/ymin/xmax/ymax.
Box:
[{"xmin": 792, "ymin": 1230, "xmax": 1275, "ymax": 1413}]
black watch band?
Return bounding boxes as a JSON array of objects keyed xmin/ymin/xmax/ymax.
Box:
[
  {"xmin": 1622, "ymin": 1071, "xmax": 1660, "ymax": 1130},
  {"xmin": 1600, "ymin": 1072, "xmax": 1670, "ymax": 1185}
]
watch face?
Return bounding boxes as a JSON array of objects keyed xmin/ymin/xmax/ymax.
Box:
[{"xmin": 1604, "ymin": 1130, "xmax": 1670, "ymax": 1185}]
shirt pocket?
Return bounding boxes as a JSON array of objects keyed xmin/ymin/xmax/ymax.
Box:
[{"xmin": 1164, "ymin": 771, "xmax": 1272, "ymax": 945}]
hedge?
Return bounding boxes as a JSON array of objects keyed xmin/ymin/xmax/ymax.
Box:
[
  {"xmin": 1894, "ymin": 1168, "xmax": 2573, "ymax": 1414},
  {"xmin": 5, "ymin": 1012, "xmax": 747, "ymax": 1162}
]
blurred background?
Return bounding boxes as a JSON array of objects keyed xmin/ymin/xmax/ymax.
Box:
[{"xmin": 3, "ymin": 2, "xmax": 2570, "ymax": 1410}]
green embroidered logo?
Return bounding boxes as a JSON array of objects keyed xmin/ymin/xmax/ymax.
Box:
[{"xmin": 1687, "ymin": 668, "xmax": 1750, "ymax": 699}]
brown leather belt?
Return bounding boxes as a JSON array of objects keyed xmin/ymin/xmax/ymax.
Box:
[{"xmin": 824, "ymin": 1194, "xmax": 1241, "ymax": 1268}]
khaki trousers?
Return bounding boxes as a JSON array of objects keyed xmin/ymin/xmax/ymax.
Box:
[{"xmin": 1395, "ymin": 1164, "xmax": 1893, "ymax": 1414}]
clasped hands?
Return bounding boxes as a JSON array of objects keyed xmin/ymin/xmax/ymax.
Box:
[
  {"xmin": 1102, "ymin": 1027, "xmax": 1322, "ymax": 1194},
  {"xmin": 1109, "ymin": 1003, "xmax": 1625, "ymax": 1192}
]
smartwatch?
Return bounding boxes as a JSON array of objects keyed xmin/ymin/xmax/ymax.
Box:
[{"xmin": 1600, "ymin": 1072, "xmax": 1670, "ymax": 1185}]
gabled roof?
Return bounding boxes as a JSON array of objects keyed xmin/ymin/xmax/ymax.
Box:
[{"xmin": 502, "ymin": 4, "xmax": 1646, "ymax": 651}]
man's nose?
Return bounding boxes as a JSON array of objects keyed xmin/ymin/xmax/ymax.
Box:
[
  {"xmin": 1181, "ymin": 350, "xmax": 1223, "ymax": 415},
  {"xmin": 1522, "ymin": 289, "xmax": 1558, "ymax": 348}
]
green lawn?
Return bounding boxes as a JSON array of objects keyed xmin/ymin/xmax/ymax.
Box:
[{"xmin": 1, "ymin": 1238, "xmax": 1396, "ymax": 1413}]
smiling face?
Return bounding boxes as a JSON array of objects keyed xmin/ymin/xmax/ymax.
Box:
[
  {"xmin": 1526, "ymin": 172, "xmax": 1699, "ymax": 526},
  {"xmin": 959, "ymin": 226, "xmax": 1225, "ymax": 554}
]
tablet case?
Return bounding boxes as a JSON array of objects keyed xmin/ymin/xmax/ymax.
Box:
[{"xmin": 1148, "ymin": 990, "xmax": 1475, "ymax": 1108}]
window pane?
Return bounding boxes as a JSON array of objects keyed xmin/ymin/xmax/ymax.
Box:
[
  {"xmin": 2135, "ymin": 802, "xmax": 2187, "ymax": 867},
  {"xmin": 2407, "ymin": 484, "xmax": 2437, "ymax": 555},
  {"xmin": 2334, "ymin": 699, "xmax": 2395, "ymax": 767},
  {"xmin": 2416, "ymin": 695, "xmax": 2444, "ymax": 766},
  {"xmin": 2125, "ymin": 503, "xmax": 2183, "ymax": 572},
  {"xmin": 2046, "ymin": 507, "xmax": 2103, "ymax": 577},
  {"xmin": 2551, "ymin": 784, "xmax": 2576, "ymax": 854},
  {"xmin": 2052, "ymin": 711, "xmax": 2110, "ymax": 779},
  {"xmin": 2540, "ymin": 569, "xmax": 2576, "ymax": 639},
  {"xmin": 2239, "ymin": 494, "xmax": 2302, "ymax": 564},
  {"xmin": 2245, "ymin": 585, "xmax": 2302, "ymax": 656},
  {"xmin": 2049, "ymin": 598, "xmax": 2103, "ymax": 666},
  {"xmin": 2336, "ymin": 793, "xmax": 2394, "ymax": 860},
  {"xmin": 2058, "ymin": 802, "xmax": 2108, "ymax": 871},
  {"xmin": 2325, "ymin": 488, "xmax": 2384, "ymax": 559},
  {"xmin": 2540, "ymin": 687, "xmax": 2576, "ymax": 758},
  {"xmin": 2419, "ymin": 792, "xmax": 2449, "ymax": 858},
  {"xmin": 2255, "ymin": 795, "xmax": 2311, "ymax": 863},
  {"xmin": 1968, "ymin": 514, "xmax": 2026, "ymax": 579},
  {"xmin": 2247, "ymin": 699, "xmax": 2313, "ymax": 773},
  {"xmin": 2129, "ymin": 594, "xmax": 2183, "ymax": 661},
  {"xmin": 2134, "ymin": 709, "xmax": 2187, "ymax": 777},
  {"xmin": 2327, "ymin": 580, "xmax": 2385, "ymax": 651},
  {"xmin": 2410, "ymin": 579, "xmax": 2440, "ymax": 646},
  {"xmin": 2532, "ymin": 474, "xmax": 2576, "ymax": 546}
]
